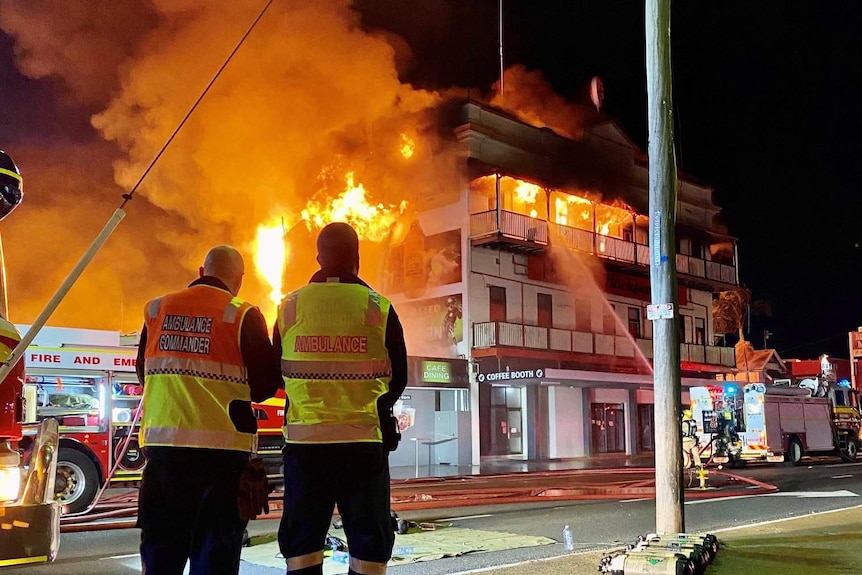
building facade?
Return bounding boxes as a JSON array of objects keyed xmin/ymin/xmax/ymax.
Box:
[{"xmin": 385, "ymin": 101, "xmax": 738, "ymax": 469}]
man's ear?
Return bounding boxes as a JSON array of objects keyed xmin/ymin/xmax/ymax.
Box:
[{"xmin": 199, "ymin": 266, "xmax": 205, "ymax": 278}]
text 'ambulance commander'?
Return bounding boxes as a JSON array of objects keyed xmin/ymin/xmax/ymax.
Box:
[{"xmin": 136, "ymin": 245, "xmax": 282, "ymax": 575}]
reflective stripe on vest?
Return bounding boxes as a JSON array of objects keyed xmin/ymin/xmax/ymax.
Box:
[
  {"xmin": 141, "ymin": 285, "xmax": 254, "ymax": 452},
  {"xmin": 278, "ymin": 282, "xmax": 391, "ymax": 444}
]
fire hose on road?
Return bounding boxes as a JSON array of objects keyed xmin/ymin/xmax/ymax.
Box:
[{"xmin": 58, "ymin": 468, "xmax": 777, "ymax": 532}]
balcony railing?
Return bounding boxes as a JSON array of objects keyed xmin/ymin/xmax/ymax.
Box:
[
  {"xmin": 470, "ymin": 209, "xmax": 737, "ymax": 285},
  {"xmin": 473, "ymin": 321, "xmax": 736, "ymax": 368}
]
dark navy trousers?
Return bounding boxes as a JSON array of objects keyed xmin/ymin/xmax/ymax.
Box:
[{"xmin": 138, "ymin": 448, "xmax": 248, "ymax": 575}]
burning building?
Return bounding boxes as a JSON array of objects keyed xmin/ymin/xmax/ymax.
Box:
[
  {"xmin": 1, "ymin": 1, "xmax": 739, "ymax": 470},
  {"xmin": 257, "ymin": 99, "xmax": 738, "ymax": 469}
]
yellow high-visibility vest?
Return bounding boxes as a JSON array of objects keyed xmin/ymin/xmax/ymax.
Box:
[
  {"xmin": 141, "ymin": 284, "xmax": 255, "ymax": 452},
  {"xmin": 278, "ymin": 282, "xmax": 391, "ymax": 444}
]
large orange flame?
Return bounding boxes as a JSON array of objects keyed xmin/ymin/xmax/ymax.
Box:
[
  {"xmin": 253, "ymin": 219, "xmax": 288, "ymax": 322},
  {"xmin": 301, "ymin": 171, "xmax": 407, "ymax": 243}
]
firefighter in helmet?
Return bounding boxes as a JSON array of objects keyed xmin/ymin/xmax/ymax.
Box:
[
  {"xmin": 682, "ymin": 407, "xmax": 701, "ymax": 470},
  {"xmin": 0, "ymin": 150, "xmax": 24, "ymax": 222},
  {"xmin": 0, "ymin": 150, "xmax": 24, "ymax": 452}
]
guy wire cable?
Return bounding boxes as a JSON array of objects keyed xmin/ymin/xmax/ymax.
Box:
[
  {"xmin": 0, "ymin": 0, "xmax": 276, "ymax": 383},
  {"xmin": 120, "ymin": 0, "xmax": 275, "ymax": 208}
]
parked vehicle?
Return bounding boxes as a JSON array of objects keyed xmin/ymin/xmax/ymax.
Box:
[
  {"xmin": 689, "ymin": 378, "xmax": 860, "ymax": 466},
  {"xmin": 18, "ymin": 326, "xmax": 285, "ymax": 514}
]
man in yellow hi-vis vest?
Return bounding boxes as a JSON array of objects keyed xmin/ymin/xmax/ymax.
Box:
[
  {"xmin": 274, "ymin": 223, "xmax": 408, "ymax": 575},
  {"xmin": 136, "ymin": 246, "xmax": 282, "ymax": 575}
]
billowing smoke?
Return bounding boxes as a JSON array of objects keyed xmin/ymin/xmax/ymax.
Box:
[
  {"xmin": 1, "ymin": 0, "xmax": 603, "ymax": 337},
  {"xmin": 1, "ymin": 0, "xmax": 443, "ymax": 329},
  {"xmin": 489, "ymin": 64, "xmax": 598, "ymax": 141}
]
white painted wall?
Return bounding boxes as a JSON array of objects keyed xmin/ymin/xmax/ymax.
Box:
[{"xmin": 547, "ymin": 386, "xmax": 586, "ymax": 458}]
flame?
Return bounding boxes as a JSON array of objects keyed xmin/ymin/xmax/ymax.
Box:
[
  {"xmin": 514, "ymin": 181, "xmax": 541, "ymax": 204},
  {"xmin": 301, "ymin": 172, "xmax": 407, "ymax": 242},
  {"xmin": 400, "ymin": 133, "xmax": 415, "ymax": 159},
  {"xmin": 554, "ymin": 194, "xmax": 592, "ymax": 228},
  {"xmin": 253, "ymin": 220, "xmax": 287, "ymax": 319}
]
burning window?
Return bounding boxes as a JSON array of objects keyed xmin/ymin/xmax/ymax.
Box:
[{"xmin": 469, "ymin": 175, "xmax": 547, "ymax": 219}]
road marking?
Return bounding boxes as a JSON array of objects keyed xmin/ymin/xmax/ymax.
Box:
[
  {"xmin": 831, "ymin": 474, "xmax": 854, "ymax": 479},
  {"xmin": 101, "ymin": 553, "xmax": 141, "ymax": 560},
  {"xmin": 437, "ymin": 514, "xmax": 493, "ymax": 521},
  {"xmin": 620, "ymin": 498, "xmax": 651, "ymax": 503},
  {"xmin": 445, "ymin": 549, "xmax": 598, "ymax": 575},
  {"xmin": 685, "ymin": 495, "xmax": 755, "ymax": 505},
  {"xmin": 711, "ymin": 503, "xmax": 862, "ymax": 534},
  {"xmin": 765, "ymin": 490, "xmax": 858, "ymax": 498}
]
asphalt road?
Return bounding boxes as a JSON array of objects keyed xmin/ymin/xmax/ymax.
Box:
[{"xmin": 6, "ymin": 457, "xmax": 861, "ymax": 575}]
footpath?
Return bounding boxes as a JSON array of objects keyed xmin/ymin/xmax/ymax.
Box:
[{"xmin": 471, "ymin": 505, "xmax": 862, "ymax": 575}]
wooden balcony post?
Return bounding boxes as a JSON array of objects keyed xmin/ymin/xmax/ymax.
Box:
[{"xmin": 495, "ymin": 173, "xmax": 502, "ymax": 232}]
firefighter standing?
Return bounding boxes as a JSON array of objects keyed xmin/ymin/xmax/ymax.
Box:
[
  {"xmin": 274, "ymin": 222, "xmax": 408, "ymax": 575},
  {"xmin": 136, "ymin": 246, "xmax": 282, "ymax": 575},
  {"xmin": 682, "ymin": 408, "xmax": 700, "ymax": 470},
  {"xmin": 0, "ymin": 150, "xmax": 26, "ymax": 466}
]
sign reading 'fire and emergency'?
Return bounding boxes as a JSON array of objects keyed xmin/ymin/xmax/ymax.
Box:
[{"xmin": 26, "ymin": 347, "xmax": 138, "ymax": 371}]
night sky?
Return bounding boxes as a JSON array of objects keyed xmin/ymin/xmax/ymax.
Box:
[
  {"xmin": 2, "ymin": 1, "xmax": 861, "ymax": 359},
  {"xmin": 357, "ymin": 0, "xmax": 862, "ymax": 360}
]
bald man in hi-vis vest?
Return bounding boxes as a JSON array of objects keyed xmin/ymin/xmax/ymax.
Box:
[{"xmin": 136, "ymin": 246, "xmax": 282, "ymax": 575}]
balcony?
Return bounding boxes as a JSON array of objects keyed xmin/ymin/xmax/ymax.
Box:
[
  {"xmin": 472, "ymin": 321, "xmax": 736, "ymax": 369},
  {"xmin": 470, "ymin": 209, "xmax": 737, "ymax": 287}
]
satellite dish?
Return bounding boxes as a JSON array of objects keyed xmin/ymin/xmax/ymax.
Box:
[{"xmin": 590, "ymin": 76, "xmax": 604, "ymax": 112}]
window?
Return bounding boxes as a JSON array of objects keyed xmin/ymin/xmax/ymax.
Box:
[
  {"xmin": 603, "ymin": 304, "xmax": 617, "ymax": 335},
  {"xmin": 489, "ymin": 286, "xmax": 507, "ymax": 322},
  {"xmin": 678, "ymin": 237, "xmax": 692, "ymax": 256},
  {"xmin": 694, "ymin": 317, "xmax": 706, "ymax": 345},
  {"xmin": 691, "ymin": 237, "xmax": 705, "ymax": 259},
  {"xmin": 679, "ymin": 315, "xmax": 694, "ymax": 344},
  {"xmin": 628, "ymin": 306, "xmax": 642, "ymax": 339},
  {"xmin": 537, "ymin": 293, "xmax": 553, "ymax": 328},
  {"xmin": 575, "ymin": 299, "xmax": 591, "ymax": 332}
]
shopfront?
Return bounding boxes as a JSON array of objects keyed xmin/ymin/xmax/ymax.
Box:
[
  {"xmin": 387, "ymin": 356, "xmax": 471, "ymax": 475},
  {"xmin": 475, "ymin": 359, "xmax": 712, "ymax": 461}
]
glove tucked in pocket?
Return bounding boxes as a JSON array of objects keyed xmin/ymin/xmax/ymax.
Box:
[{"xmin": 237, "ymin": 457, "xmax": 270, "ymax": 522}]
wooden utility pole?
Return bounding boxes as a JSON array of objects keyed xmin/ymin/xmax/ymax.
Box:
[{"xmin": 645, "ymin": 0, "xmax": 684, "ymax": 533}]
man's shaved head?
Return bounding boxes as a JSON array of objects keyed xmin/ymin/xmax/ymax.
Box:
[
  {"xmin": 200, "ymin": 245, "xmax": 244, "ymax": 295},
  {"xmin": 316, "ymin": 222, "xmax": 360, "ymax": 273}
]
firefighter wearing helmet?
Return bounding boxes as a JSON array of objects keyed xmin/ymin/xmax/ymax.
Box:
[
  {"xmin": 0, "ymin": 150, "xmax": 24, "ymax": 222},
  {"xmin": 682, "ymin": 407, "xmax": 701, "ymax": 470},
  {"xmin": 0, "ymin": 150, "xmax": 25, "ymax": 498}
]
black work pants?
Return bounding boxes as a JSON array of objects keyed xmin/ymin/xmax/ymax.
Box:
[
  {"xmin": 278, "ymin": 443, "xmax": 394, "ymax": 566},
  {"xmin": 138, "ymin": 448, "xmax": 249, "ymax": 575}
]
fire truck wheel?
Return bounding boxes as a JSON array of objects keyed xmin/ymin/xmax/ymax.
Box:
[
  {"xmin": 783, "ymin": 438, "xmax": 803, "ymax": 467},
  {"xmin": 839, "ymin": 436, "xmax": 858, "ymax": 463},
  {"xmin": 55, "ymin": 448, "xmax": 100, "ymax": 514}
]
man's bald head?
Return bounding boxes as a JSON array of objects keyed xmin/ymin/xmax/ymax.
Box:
[{"xmin": 200, "ymin": 245, "xmax": 244, "ymax": 295}]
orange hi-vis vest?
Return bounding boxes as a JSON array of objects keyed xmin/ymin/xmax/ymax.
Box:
[
  {"xmin": 278, "ymin": 281, "xmax": 391, "ymax": 444},
  {"xmin": 0, "ymin": 317, "xmax": 24, "ymax": 441},
  {"xmin": 141, "ymin": 284, "xmax": 255, "ymax": 452}
]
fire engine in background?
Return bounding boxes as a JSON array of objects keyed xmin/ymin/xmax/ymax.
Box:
[
  {"xmin": 17, "ymin": 325, "xmax": 286, "ymax": 514},
  {"xmin": 690, "ymin": 374, "xmax": 860, "ymax": 467}
]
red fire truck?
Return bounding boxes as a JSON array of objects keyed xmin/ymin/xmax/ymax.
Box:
[
  {"xmin": 19, "ymin": 325, "xmax": 285, "ymax": 514},
  {"xmin": 690, "ymin": 378, "xmax": 860, "ymax": 466}
]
